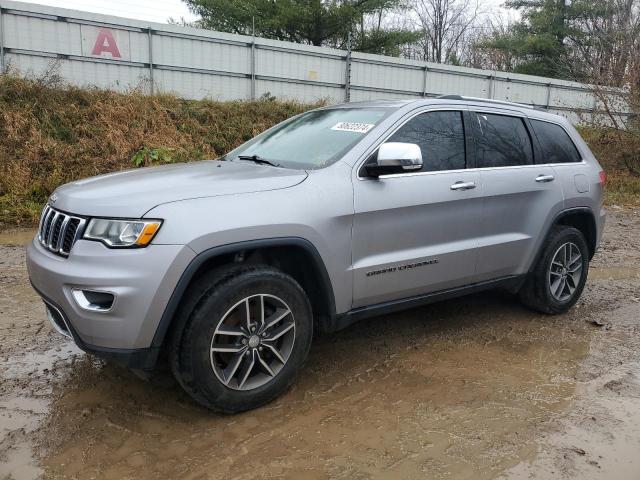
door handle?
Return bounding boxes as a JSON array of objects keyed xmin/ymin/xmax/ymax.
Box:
[
  {"xmin": 535, "ymin": 174, "xmax": 555, "ymax": 183},
  {"xmin": 450, "ymin": 181, "xmax": 476, "ymax": 191}
]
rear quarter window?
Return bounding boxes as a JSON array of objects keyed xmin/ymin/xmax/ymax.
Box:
[{"xmin": 531, "ymin": 120, "xmax": 582, "ymax": 164}]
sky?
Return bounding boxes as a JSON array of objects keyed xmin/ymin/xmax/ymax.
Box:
[
  {"xmin": 19, "ymin": 0, "xmax": 199, "ymax": 24},
  {"xmin": 17, "ymin": 0, "xmax": 515, "ymax": 25}
]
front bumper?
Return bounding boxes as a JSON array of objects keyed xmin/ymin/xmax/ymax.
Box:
[{"xmin": 27, "ymin": 238, "xmax": 196, "ymax": 367}]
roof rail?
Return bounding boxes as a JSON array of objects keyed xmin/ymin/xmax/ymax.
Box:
[{"xmin": 436, "ymin": 94, "xmax": 544, "ymax": 110}]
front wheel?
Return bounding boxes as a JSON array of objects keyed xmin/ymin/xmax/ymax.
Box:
[
  {"xmin": 519, "ymin": 226, "xmax": 589, "ymax": 314},
  {"xmin": 169, "ymin": 266, "xmax": 313, "ymax": 413}
]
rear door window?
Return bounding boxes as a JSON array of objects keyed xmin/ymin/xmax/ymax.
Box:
[
  {"xmin": 387, "ymin": 111, "xmax": 466, "ymax": 171},
  {"xmin": 531, "ymin": 120, "xmax": 582, "ymax": 163},
  {"xmin": 473, "ymin": 113, "xmax": 534, "ymax": 167}
]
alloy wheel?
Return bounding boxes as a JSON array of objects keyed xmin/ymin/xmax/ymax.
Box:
[
  {"xmin": 210, "ymin": 294, "xmax": 295, "ymax": 391},
  {"xmin": 548, "ymin": 242, "xmax": 583, "ymax": 302}
]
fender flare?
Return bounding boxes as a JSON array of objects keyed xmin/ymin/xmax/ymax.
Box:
[{"xmin": 150, "ymin": 237, "xmax": 337, "ymax": 348}]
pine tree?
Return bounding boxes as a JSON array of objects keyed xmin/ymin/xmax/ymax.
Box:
[{"xmin": 184, "ymin": 0, "xmax": 419, "ymax": 55}]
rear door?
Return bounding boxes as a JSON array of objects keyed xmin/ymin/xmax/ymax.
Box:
[
  {"xmin": 351, "ymin": 108, "xmax": 484, "ymax": 308},
  {"xmin": 528, "ymin": 118, "xmax": 591, "ymax": 209},
  {"xmin": 470, "ymin": 109, "xmax": 564, "ymax": 280}
]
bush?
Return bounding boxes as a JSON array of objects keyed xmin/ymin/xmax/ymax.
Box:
[{"xmin": 578, "ymin": 126, "xmax": 640, "ymax": 206}]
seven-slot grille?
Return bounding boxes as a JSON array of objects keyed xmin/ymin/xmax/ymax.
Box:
[{"xmin": 38, "ymin": 205, "xmax": 86, "ymax": 257}]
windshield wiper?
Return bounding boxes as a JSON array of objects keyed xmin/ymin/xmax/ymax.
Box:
[{"xmin": 237, "ymin": 154, "xmax": 282, "ymax": 167}]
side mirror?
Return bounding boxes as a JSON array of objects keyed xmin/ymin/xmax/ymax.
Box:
[{"xmin": 364, "ymin": 142, "xmax": 423, "ymax": 177}]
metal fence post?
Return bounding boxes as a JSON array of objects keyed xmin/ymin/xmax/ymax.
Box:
[
  {"xmin": 422, "ymin": 65, "xmax": 428, "ymax": 97},
  {"xmin": 488, "ymin": 73, "xmax": 495, "ymax": 99},
  {"xmin": 344, "ymin": 32, "xmax": 352, "ymax": 103},
  {"xmin": 0, "ymin": 7, "xmax": 5, "ymax": 74},
  {"xmin": 147, "ymin": 27, "xmax": 154, "ymax": 95},
  {"xmin": 545, "ymin": 83, "xmax": 552, "ymax": 109},
  {"xmin": 250, "ymin": 17, "xmax": 256, "ymax": 100}
]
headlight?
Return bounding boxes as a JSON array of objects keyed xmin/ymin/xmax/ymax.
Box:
[{"xmin": 83, "ymin": 219, "xmax": 162, "ymax": 247}]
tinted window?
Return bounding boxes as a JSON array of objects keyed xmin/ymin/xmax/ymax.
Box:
[
  {"xmin": 474, "ymin": 113, "xmax": 533, "ymax": 167},
  {"xmin": 387, "ymin": 111, "xmax": 466, "ymax": 171},
  {"xmin": 531, "ymin": 120, "xmax": 581, "ymax": 163}
]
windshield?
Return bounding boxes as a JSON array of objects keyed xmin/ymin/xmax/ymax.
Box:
[{"xmin": 221, "ymin": 107, "xmax": 393, "ymax": 169}]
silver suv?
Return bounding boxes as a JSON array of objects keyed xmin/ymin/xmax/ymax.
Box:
[{"xmin": 27, "ymin": 96, "xmax": 606, "ymax": 412}]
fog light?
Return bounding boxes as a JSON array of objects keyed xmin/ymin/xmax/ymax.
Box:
[{"xmin": 71, "ymin": 289, "xmax": 115, "ymax": 312}]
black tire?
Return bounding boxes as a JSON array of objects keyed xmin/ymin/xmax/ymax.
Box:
[
  {"xmin": 169, "ymin": 265, "xmax": 313, "ymax": 413},
  {"xmin": 519, "ymin": 226, "xmax": 589, "ymax": 314}
]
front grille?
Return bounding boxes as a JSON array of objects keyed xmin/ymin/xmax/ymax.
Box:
[{"xmin": 37, "ymin": 205, "xmax": 86, "ymax": 257}]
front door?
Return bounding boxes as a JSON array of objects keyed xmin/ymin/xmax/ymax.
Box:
[{"xmin": 351, "ymin": 109, "xmax": 484, "ymax": 309}]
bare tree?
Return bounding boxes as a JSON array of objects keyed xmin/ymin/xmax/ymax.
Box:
[
  {"xmin": 458, "ymin": 14, "xmax": 518, "ymax": 70},
  {"xmin": 411, "ymin": 0, "xmax": 480, "ymax": 63},
  {"xmin": 567, "ymin": 0, "xmax": 640, "ymax": 87}
]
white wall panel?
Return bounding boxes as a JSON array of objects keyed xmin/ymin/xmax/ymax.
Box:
[
  {"xmin": 256, "ymin": 48, "xmax": 344, "ymax": 84},
  {"xmin": 350, "ymin": 88, "xmax": 416, "ymax": 102},
  {"xmin": 0, "ymin": 0, "xmax": 630, "ymax": 124},
  {"xmin": 155, "ymin": 69, "xmax": 250, "ymax": 100},
  {"xmin": 153, "ymin": 34, "xmax": 249, "ymax": 74},
  {"xmin": 5, "ymin": 52, "xmax": 149, "ymax": 90},
  {"xmin": 255, "ymin": 79, "xmax": 342, "ymax": 103},
  {"xmin": 3, "ymin": 12, "xmax": 82, "ymax": 55},
  {"xmin": 426, "ymin": 70, "xmax": 489, "ymax": 97},
  {"xmin": 351, "ymin": 61, "xmax": 422, "ymax": 93}
]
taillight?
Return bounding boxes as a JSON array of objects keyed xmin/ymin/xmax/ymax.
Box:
[{"xmin": 599, "ymin": 170, "xmax": 606, "ymax": 185}]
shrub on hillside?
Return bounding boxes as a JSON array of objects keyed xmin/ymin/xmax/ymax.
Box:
[
  {"xmin": 0, "ymin": 74, "xmax": 316, "ymax": 226},
  {"xmin": 0, "ymin": 74, "xmax": 638, "ymax": 228}
]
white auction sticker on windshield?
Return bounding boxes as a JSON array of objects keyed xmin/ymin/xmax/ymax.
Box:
[{"xmin": 331, "ymin": 122, "xmax": 375, "ymax": 133}]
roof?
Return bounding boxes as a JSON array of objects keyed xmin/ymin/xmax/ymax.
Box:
[
  {"xmin": 321, "ymin": 96, "xmax": 569, "ymax": 124},
  {"xmin": 329, "ymin": 95, "xmax": 543, "ymax": 111}
]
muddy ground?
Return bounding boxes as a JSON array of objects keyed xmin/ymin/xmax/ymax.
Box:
[{"xmin": 1, "ymin": 209, "xmax": 640, "ymax": 480}]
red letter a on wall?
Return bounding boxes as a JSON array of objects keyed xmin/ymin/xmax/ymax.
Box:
[{"xmin": 91, "ymin": 29, "xmax": 121, "ymax": 58}]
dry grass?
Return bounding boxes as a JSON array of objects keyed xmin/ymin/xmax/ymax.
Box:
[
  {"xmin": 1, "ymin": 74, "xmax": 638, "ymax": 228},
  {"xmin": 0, "ymin": 74, "xmax": 316, "ymax": 227}
]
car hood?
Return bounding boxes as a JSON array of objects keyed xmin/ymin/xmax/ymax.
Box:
[{"xmin": 51, "ymin": 160, "xmax": 308, "ymax": 218}]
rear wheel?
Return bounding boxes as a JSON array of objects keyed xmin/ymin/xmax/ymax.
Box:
[
  {"xmin": 169, "ymin": 265, "xmax": 313, "ymax": 413},
  {"xmin": 519, "ymin": 226, "xmax": 589, "ymax": 314}
]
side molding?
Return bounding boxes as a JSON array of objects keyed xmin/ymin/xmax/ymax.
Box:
[
  {"xmin": 150, "ymin": 237, "xmax": 337, "ymax": 347},
  {"xmin": 333, "ymin": 275, "xmax": 525, "ymax": 332}
]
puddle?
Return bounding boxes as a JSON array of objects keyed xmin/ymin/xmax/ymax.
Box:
[
  {"xmin": 0, "ymin": 229, "xmax": 37, "ymax": 246},
  {"xmin": 502, "ymin": 304, "xmax": 640, "ymax": 479},
  {"xmin": 0, "ymin": 345, "xmax": 83, "ymax": 480},
  {"xmin": 36, "ymin": 295, "xmax": 593, "ymax": 479}
]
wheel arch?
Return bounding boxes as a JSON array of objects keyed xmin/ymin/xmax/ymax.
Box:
[
  {"xmin": 529, "ymin": 207, "xmax": 597, "ymax": 275},
  {"xmin": 553, "ymin": 207, "xmax": 597, "ymax": 259},
  {"xmin": 151, "ymin": 237, "xmax": 337, "ymax": 349}
]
